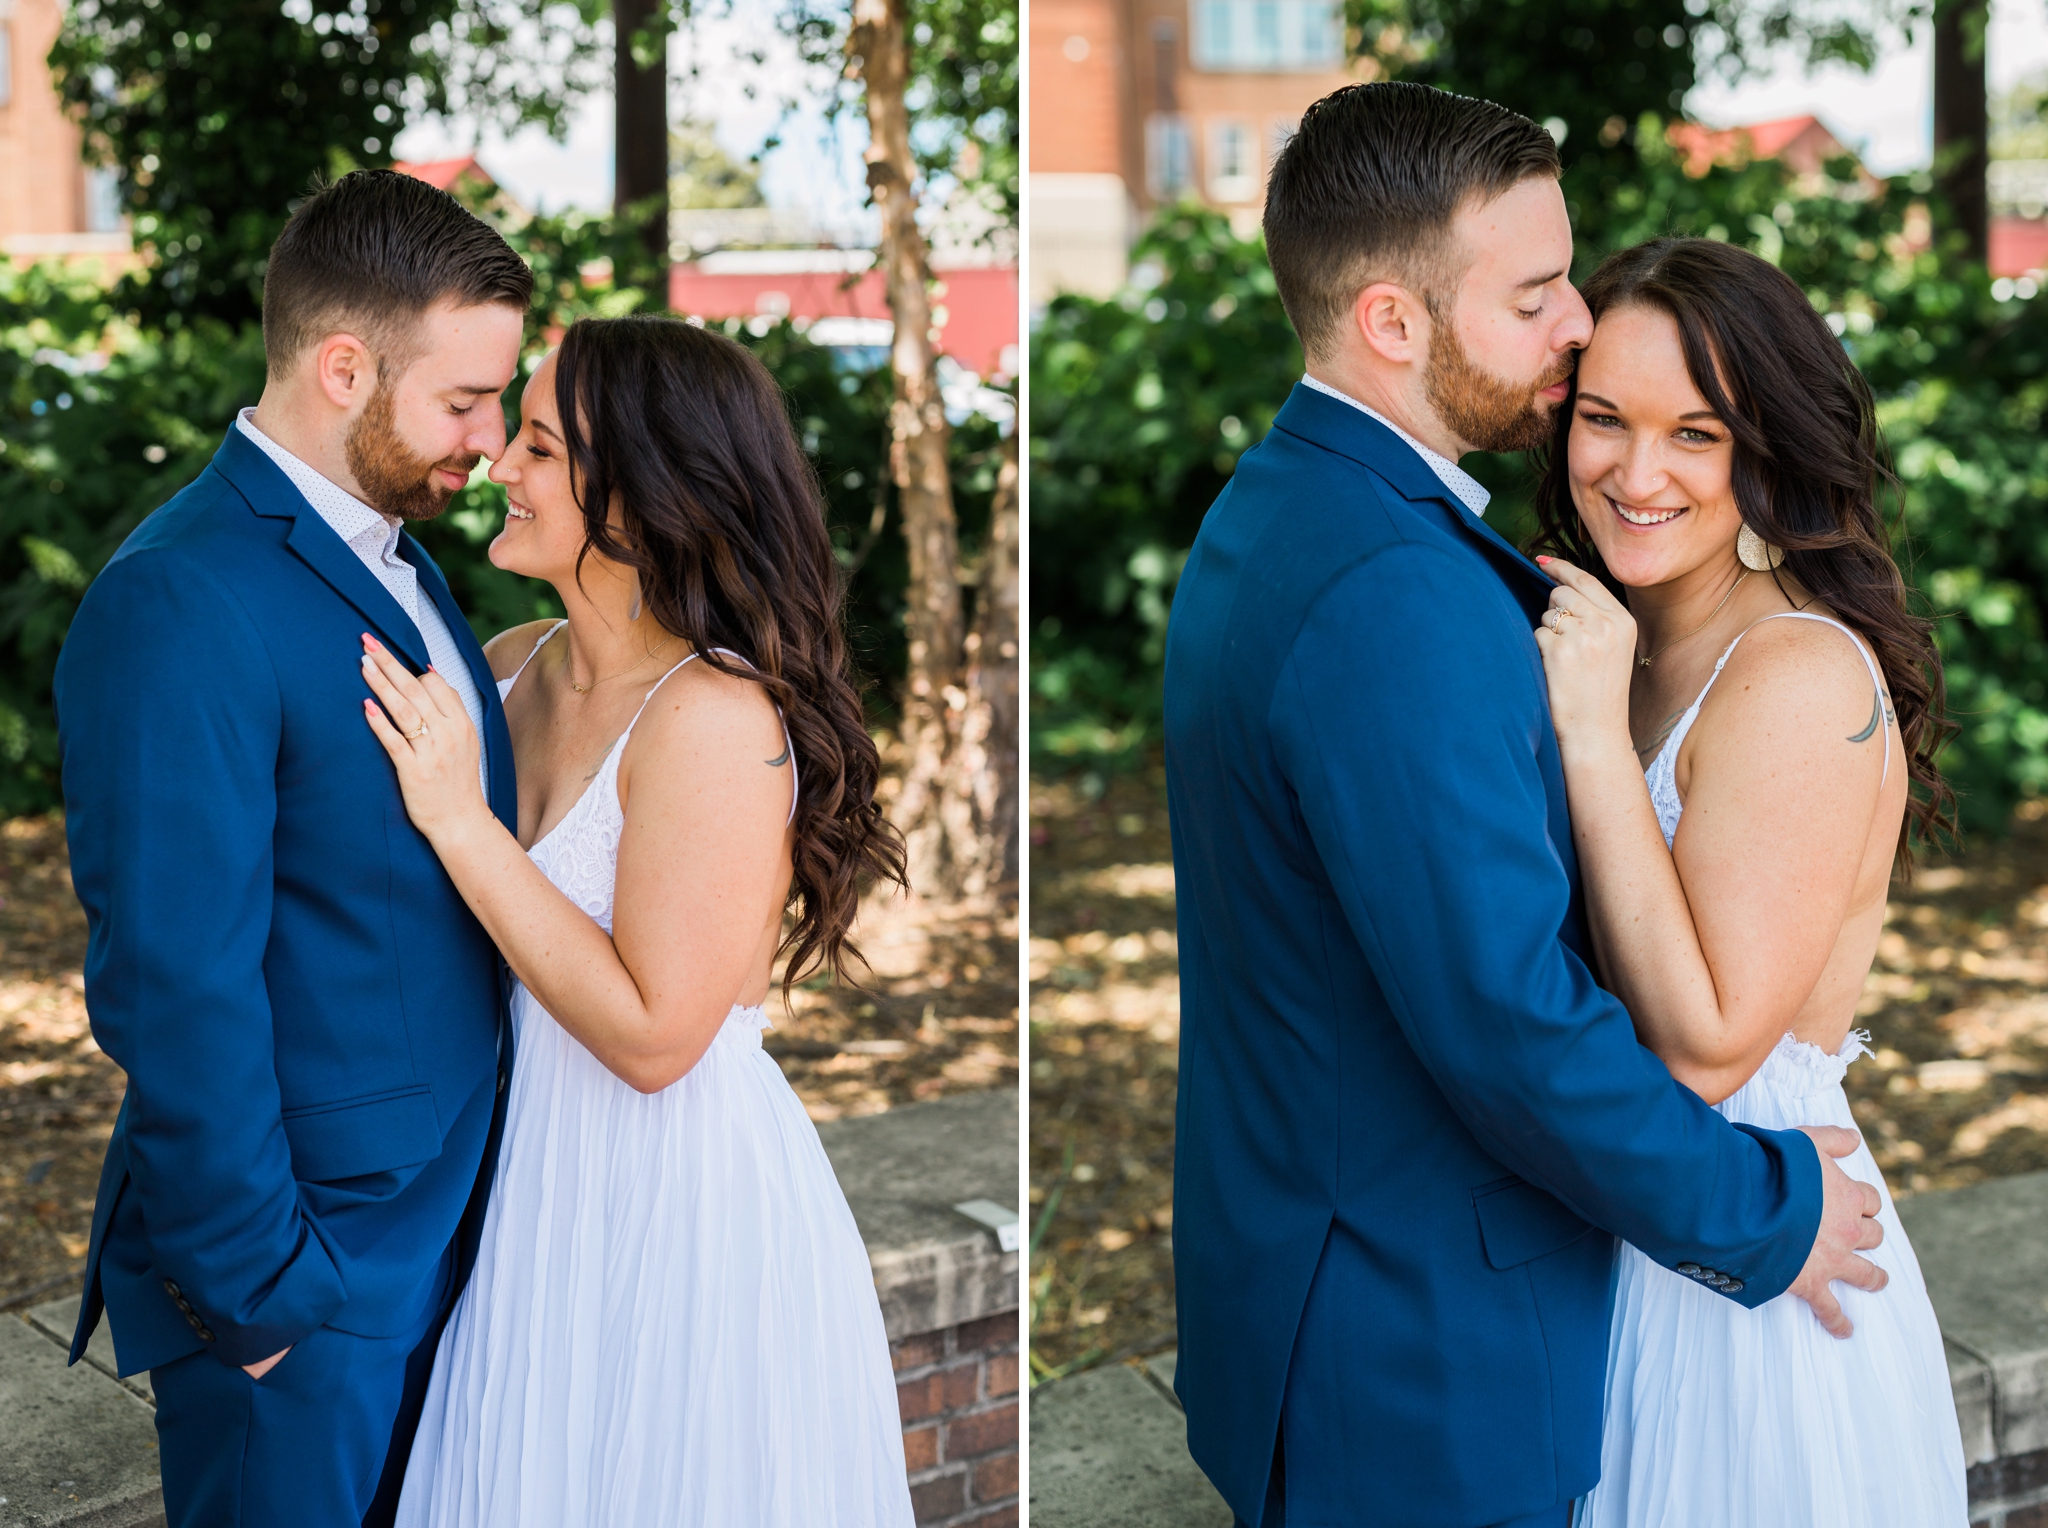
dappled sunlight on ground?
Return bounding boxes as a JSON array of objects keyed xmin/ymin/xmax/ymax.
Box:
[
  {"xmin": 0, "ymin": 809, "xmax": 1016, "ymax": 1310},
  {"xmin": 1028, "ymin": 767, "xmax": 2048, "ymax": 1381}
]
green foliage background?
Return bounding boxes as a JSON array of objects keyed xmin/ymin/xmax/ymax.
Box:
[
  {"xmin": 1032, "ymin": 95, "xmax": 2048, "ymax": 832},
  {"xmin": 5, "ymin": 0, "xmax": 1016, "ymax": 819},
  {"xmin": 0, "ymin": 214, "xmax": 1004, "ymax": 816}
]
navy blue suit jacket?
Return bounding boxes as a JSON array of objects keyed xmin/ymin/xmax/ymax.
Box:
[
  {"xmin": 1163, "ymin": 385, "xmax": 1824, "ymax": 1526},
  {"xmin": 55, "ymin": 427, "xmax": 517, "ymax": 1376}
]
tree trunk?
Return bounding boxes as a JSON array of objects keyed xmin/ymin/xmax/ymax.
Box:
[
  {"xmin": 961, "ymin": 427, "xmax": 1021, "ymax": 893},
  {"xmin": 1932, "ymin": 0, "xmax": 1989, "ymax": 264},
  {"xmin": 848, "ymin": 0, "xmax": 1007, "ymax": 903},
  {"xmin": 614, "ymin": 0, "xmax": 669, "ymax": 262}
]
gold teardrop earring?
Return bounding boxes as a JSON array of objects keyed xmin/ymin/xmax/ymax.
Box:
[{"xmin": 1737, "ymin": 523, "xmax": 1785, "ymax": 572}]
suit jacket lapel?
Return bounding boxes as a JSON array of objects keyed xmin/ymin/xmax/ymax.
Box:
[
  {"xmin": 212, "ymin": 428, "xmax": 435, "ymax": 674},
  {"xmin": 1270, "ymin": 382, "xmax": 1555, "ymax": 620},
  {"xmin": 400, "ymin": 537, "xmax": 520, "ymax": 831}
]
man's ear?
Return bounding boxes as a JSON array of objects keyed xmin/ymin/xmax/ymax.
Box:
[
  {"xmin": 1350, "ymin": 281, "xmax": 1430, "ymax": 367},
  {"xmin": 311, "ymin": 332, "xmax": 376, "ymax": 412}
]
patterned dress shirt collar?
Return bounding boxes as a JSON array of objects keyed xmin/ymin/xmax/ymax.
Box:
[{"xmin": 1299, "ymin": 374, "xmax": 1492, "ymax": 518}]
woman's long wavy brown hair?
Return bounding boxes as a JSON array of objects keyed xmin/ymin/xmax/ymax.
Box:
[
  {"xmin": 1528, "ymin": 237, "xmax": 1955, "ymax": 864},
  {"xmin": 551, "ymin": 314, "xmax": 906, "ymax": 986}
]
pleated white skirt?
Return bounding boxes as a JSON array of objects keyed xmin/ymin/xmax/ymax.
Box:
[
  {"xmin": 1579, "ymin": 1033, "xmax": 1967, "ymax": 1527},
  {"xmin": 395, "ymin": 993, "xmax": 913, "ymax": 1528}
]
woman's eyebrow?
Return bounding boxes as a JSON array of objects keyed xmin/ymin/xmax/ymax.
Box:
[
  {"xmin": 531, "ymin": 417, "xmax": 562, "ymax": 442},
  {"xmin": 1577, "ymin": 392, "xmax": 1621, "ymax": 409}
]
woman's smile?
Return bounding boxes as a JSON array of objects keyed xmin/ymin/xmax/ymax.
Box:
[{"xmin": 1608, "ymin": 495, "xmax": 1690, "ymax": 529}]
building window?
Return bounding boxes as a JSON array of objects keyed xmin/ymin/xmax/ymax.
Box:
[
  {"xmin": 1191, "ymin": 1, "xmax": 1343, "ymax": 72},
  {"xmin": 1146, "ymin": 114, "xmax": 1194, "ymax": 201},
  {"xmin": 85, "ymin": 168, "xmax": 125, "ymax": 233},
  {"xmin": 1209, "ymin": 119, "xmax": 1258, "ymax": 203}
]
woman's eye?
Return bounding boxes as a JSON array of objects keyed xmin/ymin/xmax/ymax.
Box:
[
  {"xmin": 527, "ymin": 444, "xmax": 549, "ymax": 459},
  {"xmin": 1678, "ymin": 428, "xmax": 1720, "ymax": 444},
  {"xmin": 1578, "ymin": 411, "xmax": 1621, "ymax": 428}
]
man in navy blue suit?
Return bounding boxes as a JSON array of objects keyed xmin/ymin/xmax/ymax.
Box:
[
  {"xmin": 55, "ymin": 171, "xmax": 531, "ymax": 1526},
  {"xmin": 1163, "ymin": 83, "xmax": 1888, "ymax": 1528}
]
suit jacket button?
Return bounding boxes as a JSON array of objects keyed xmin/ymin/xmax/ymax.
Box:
[{"xmin": 1676, "ymin": 1263, "xmax": 1701, "ymax": 1278}]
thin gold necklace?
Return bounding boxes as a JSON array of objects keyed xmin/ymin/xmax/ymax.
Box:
[
  {"xmin": 1638, "ymin": 570, "xmax": 1749, "ymax": 668},
  {"xmin": 567, "ymin": 631, "xmax": 676, "ymax": 693}
]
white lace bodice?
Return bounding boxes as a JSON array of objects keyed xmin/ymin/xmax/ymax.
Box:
[
  {"xmin": 1643, "ymin": 611, "xmax": 1889, "ymax": 848},
  {"xmin": 496, "ymin": 623, "xmax": 797, "ymax": 936},
  {"xmin": 516, "ymin": 689, "xmax": 632, "ymax": 935}
]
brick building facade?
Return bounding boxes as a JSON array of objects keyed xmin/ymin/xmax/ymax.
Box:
[
  {"xmin": 1028, "ymin": 0, "xmax": 1365, "ymax": 300},
  {"xmin": 0, "ymin": 0, "xmax": 133, "ymax": 267}
]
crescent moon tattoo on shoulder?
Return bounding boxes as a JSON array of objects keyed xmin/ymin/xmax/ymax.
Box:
[{"xmin": 1847, "ymin": 688, "xmax": 1894, "ymax": 744}]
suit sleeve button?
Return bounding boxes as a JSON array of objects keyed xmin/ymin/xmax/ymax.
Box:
[
  {"xmin": 1723, "ymin": 1279, "xmax": 1744, "ymax": 1293},
  {"xmin": 1676, "ymin": 1263, "xmax": 1701, "ymax": 1277}
]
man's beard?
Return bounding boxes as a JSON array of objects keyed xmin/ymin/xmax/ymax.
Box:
[
  {"xmin": 1423, "ymin": 314, "xmax": 1574, "ymax": 454},
  {"xmin": 343, "ymin": 380, "xmax": 478, "ymax": 522}
]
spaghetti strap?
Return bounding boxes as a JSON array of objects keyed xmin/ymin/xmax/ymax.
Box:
[
  {"xmin": 1737, "ymin": 612, "xmax": 1892, "ymax": 788},
  {"xmin": 1645, "ymin": 608, "xmax": 1894, "ymax": 846},
  {"xmin": 497, "ymin": 620, "xmax": 567, "ymax": 701},
  {"xmin": 617, "ymin": 647, "xmax": 801, "ymax": 826}
]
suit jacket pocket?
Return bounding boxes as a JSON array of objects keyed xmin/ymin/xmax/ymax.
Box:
[
  {"xmin": 281, "ymin": 1085, "xmax": 443, "ymax": 1183},
  {"xmin": 1473, "ymin": 1176, "xmax": 1595, "ymax": 1270}
]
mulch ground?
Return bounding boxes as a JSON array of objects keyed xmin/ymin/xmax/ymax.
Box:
[
  {"xmin": 0, "ymin": 812, "xmax": 1016, "ymax": 1314},
  {"xmin": 1028, "ymin": 763, "xmax": 2048, "ymax": 1382}
]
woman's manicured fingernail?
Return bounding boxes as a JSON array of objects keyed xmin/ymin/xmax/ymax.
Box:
[{"xmin": 1536, "ymin": 555, "xmax": 1551, "ymax": 564}]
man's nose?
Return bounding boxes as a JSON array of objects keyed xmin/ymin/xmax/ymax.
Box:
[
  {"xmin": 1554, "ymin": 282, "xmax": 1594, "ymax": 353},
  {"xmin": 468, "ymin": 408, "xmax": 508, "ymax": 462}
]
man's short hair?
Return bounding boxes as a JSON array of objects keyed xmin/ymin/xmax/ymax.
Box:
[
  {"xmin": 1263, "ymin": 82, "xmax": 1561, "ymax": 361},
  {"xmin": 261, "ymin": 169, "xmax": 534, "ymax": 379}
]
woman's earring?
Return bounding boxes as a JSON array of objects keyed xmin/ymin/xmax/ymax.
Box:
[
  {"xmin": 1737, "ymin": 523, "xmax": 1785, "ymax": 571},
  {"xmin": 629, "ymin": 575, "xmax": 643, "ymax": 622}
]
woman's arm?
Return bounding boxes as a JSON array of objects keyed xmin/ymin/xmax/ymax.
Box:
[
  {"xmin": 1535, "ymin": 562, "xmax": 1886, "ymax": 1103},
  {"xmin": 359, "ymin": 636, "xmax": 792, "ymax": 1093}
]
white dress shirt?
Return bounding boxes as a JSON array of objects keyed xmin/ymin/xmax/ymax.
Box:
[
  {"xmin": 1300, "ymin": 375, "xmax": 1492, "ymax": 518},
  {"xmin": 237, "ymin": 409, "xmax": 490, "ymax": 795}
]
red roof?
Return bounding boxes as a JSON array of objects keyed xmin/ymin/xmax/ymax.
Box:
[
  {"xmin": 393, "ymin": 157, "xmax": 493, "ymax": 192},
  {"xmin": 1992, "ymin": 216, "xmax": 2048, "ymax": 279},
  {"xmin": 1666, "ymin": 115, "xmax": 1855, "ymax": 178}
]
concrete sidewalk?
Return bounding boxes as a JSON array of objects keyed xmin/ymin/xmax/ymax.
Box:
[
  {"xmin": 1, "ymin": 1088, "xmax": 1018, "ymax": 1528},
  {"xmin": 1031, "ymin": 1170, "xmax": 2048, "ymax": 1528}
]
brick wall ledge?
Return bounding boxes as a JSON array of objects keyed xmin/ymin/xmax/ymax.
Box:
[
  {"xmin": 1030, "ymin": 1170, "xmax": 2048, "ymax": 1528},
  {"xmin": 818, "ymin": 1089, "xmax": 1021, "ymax": 1344},
  {"xmin": 0, "ymin": 1088, "xmax": 1019, "ymax": 1528}
]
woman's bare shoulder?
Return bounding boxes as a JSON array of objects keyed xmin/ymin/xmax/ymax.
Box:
[
  {"xmin": 1693, "ymin": 611, "xmax": 1886, "ymax": 754},
  {"xmin": 641, "ymin": 654, "xmax": 783, "ymax": 747},
  {"xmin": 484, "ymin": 619, "xmax": 561, "ymax": 683}
]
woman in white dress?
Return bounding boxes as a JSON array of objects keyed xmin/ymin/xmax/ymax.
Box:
[
  {"xmin": 358, "ymin": 314, "xmax": 914, "ymax": 1526},
  {"xmin": 1527, "ymin": 237, "xmax": 1966, "ymax": 1526}
]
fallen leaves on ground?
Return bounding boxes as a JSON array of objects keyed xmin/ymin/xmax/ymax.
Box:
[
  {"xmin": 0, "ymin": 810, "xmax": 1015, "ymax": 1312},
  {"xmin": 1027, "ymin": 766, "xmax": 2048, "ymax": 1381}
]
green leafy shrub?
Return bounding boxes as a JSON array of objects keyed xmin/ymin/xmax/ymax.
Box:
[
  {"xmin": 1, "ymin": 229, "xmax": 1001, "ymax": 813},
  {"xmin": 1028, "ymin": 125, "xmax": 2048, "ymax": 828}
]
